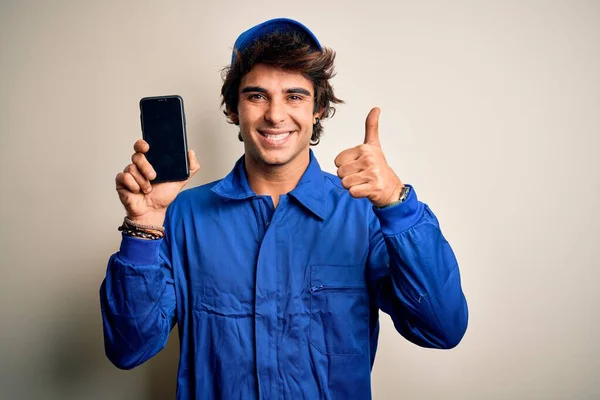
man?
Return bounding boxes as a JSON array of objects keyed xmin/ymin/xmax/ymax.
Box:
[{"xmin": 101, "ymin": 18, "xmax": 468, "ymax": 399}]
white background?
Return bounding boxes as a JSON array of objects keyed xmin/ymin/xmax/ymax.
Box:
[{"xmin": 1, "ymin": 0, "xmax": 598, "ymax": 399}]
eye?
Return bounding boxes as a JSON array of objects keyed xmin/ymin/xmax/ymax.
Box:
[
  {"xmin": 288, "ymin": 95, "xmax": 303, "ymax": 101},
  {"xmin": 247, "ymin": 93, "xmax": 266, "ymax": 101}
]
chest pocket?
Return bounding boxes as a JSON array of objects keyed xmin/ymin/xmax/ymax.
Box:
[{"xmin": 309, "ymin": 264, "xmax": 370, "ymax": 356}]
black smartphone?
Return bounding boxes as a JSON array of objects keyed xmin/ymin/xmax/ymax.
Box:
[{"xmin": 139, "ymin": 95, "xmax": 189, "ymax": 183}]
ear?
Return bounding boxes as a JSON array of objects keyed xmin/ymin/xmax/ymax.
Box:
[
  {"xmin": 229, "ymin": 111, "xmax": 239, "ymax": 125},
  {"xmin": 313, "ymin": 108, "xmax": 324, "ymax": 124}
]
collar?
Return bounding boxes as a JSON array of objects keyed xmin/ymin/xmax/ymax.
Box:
[{"xmin": 211, "ymin": 149, "xmax": 327, "ymax": 220}]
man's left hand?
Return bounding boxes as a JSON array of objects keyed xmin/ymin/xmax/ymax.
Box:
[{"xmin": 334, "ymin": 107, "xmax": 405, "ymax": 208}]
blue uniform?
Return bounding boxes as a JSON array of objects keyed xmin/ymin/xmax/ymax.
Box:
[{"xmin": 101, "ymin": 151, "xmax": 468, "ymax": 399}]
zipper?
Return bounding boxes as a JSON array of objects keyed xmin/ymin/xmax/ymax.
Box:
[
  {"xmin": 310, "ymin": 284, "xmax": 324, "ymax": 292},
  {"xmin": 309, "ymin": 284, "xmax": 364, "ymax": 293}
]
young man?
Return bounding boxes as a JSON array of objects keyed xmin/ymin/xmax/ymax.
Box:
[{"xmin": 102, "ymin": 18, "xmax": 468, "ymax": 399}]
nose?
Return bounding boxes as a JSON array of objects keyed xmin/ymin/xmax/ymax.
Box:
[{"xmin": 264, "ymin": 98, "xmax": 286, "ymax": 125}]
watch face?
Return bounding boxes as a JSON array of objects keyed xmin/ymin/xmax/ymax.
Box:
[{"xmin": 400, "ymin": 186, "xmax": 411, "ymax": 201}]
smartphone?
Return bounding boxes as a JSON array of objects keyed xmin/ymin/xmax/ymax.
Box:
[{"xmin": 139, "ymin": 95, "xmax": 189, "ymax": 183}]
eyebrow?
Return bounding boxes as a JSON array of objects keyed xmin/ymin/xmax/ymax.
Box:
[
  {"xmin": 285, "ymin": 87, "xmax": 312, "ymax": 96},
  {"xmin": 241, "ymin": 86, "xmax": 312, "ymax": 96}
]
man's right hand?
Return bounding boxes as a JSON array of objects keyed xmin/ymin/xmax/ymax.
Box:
[{"xmin": 115, "ymin": 139, "xmax": 200, "ymax": 226}]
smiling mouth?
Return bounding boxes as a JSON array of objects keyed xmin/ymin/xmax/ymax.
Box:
[{"xmin": 258, "ymin": 130, "xmax": 294, "ymax": 144}]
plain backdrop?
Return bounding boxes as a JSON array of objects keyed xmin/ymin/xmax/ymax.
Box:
[{"xmin": 1, "ymin": 0, "xmax": 599, "ymax": 399}]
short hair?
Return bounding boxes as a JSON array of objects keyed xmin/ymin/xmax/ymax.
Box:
[{"xmin": 220, "ymin": 31, "xmax": 344, "ymax": 145}]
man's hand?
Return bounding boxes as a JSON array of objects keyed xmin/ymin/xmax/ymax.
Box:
[
  {"xmin": 115, "ymin": 139, "xmax": 200, "ymax": 226},
  {"xmin": 334, "ymin": 107, "xmax": 405, "ymax": 208}
]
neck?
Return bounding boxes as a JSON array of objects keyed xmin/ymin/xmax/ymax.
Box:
[{"xmin": 244, "ymin": 150, "xmax": 310, "ymax": 208}]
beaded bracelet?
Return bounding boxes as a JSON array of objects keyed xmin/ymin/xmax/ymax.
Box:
[
  {"xmin": 118, "ymin": 217, "xmax": 165, "ymax": 240},
  {"xmin": 118, "ymin": 226, "xmax": 163, "ymax": 240}
]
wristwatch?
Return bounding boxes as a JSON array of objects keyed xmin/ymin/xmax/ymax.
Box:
[
  {"xmin": 398, "ymin": 185, "xmax": 411, "ymax": 202},
  {"xmin": 377, "ymin": 185, "xmax": 411, "ymax": 209}
]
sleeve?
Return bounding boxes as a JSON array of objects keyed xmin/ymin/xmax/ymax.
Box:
[
  {"xmin": 367, "ymin": 185, "xmax": 469, "ymax": 349},
  {"xmin": 99, "ymin": 229, "xmax": 177, "ymax": 369}
]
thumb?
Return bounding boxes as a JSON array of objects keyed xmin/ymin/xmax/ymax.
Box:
[
  {"xmin": 188, "ymin": 150, "xmax": 200, "ymax": 178},
  {"xmin": 364, "ymin": 107, "xmax": 381, "ymax": 146}
]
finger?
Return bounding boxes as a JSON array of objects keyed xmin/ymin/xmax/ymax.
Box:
[
  {"xmin": 188, "ymin": 150, "xmax": 200, "ymax": 177},
  {"xmin": 116, "ymin": 172, "xmax": 142, "ymax": 194},
  {"xmin": 132, "ymin": 152, "xmax": 156, "ymax": 180},
  {"xmin": 337, "ymin": 158, "xmax": 366, "ymax": 179},
  {"xmin": 124, "ymin": 163, "xmax": 152, "ymax": 194},
  {"xmin": 364, "ymin": 107, "xmax": 381, "ymax": 146},
  {"xmin": 334, "ymin": 146, "xmax": 361, "ymax": 168},
  {"xmin": 340, "ymin": 172, "xmax": 370, "ymax": 190},
  {"xmin": 133, "ymin": 139, "xmax": 149, "ymax": 153},
  {"xmin": 348, "ymin": 182, "xmax": 373, "ymax": 199}
]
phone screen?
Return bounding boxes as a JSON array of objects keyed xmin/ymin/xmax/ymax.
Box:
[{"xmin": 140, "ymin": 96, "xmax": 189, "ymax": 183}]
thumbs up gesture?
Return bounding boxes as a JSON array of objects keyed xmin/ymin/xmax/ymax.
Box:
[{"xmin": 334, "ymin": 107, "xmax": 405, "ymax": 207}]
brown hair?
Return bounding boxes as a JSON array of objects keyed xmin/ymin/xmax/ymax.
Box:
[{"xmin": 220, "ymin": 31, "xmax": 344, "ymax": 145}]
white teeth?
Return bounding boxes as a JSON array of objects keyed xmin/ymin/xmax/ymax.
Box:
[{"xmin": 264, "ymin": 132, "xmax": 291, "ymax": 141}]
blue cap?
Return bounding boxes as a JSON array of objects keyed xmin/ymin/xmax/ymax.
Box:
[{"xmin": 231, "ymin": 18, "xmax": 322, "ymax": 64}]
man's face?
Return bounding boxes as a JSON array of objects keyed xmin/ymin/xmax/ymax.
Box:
[{"xmin": 235, "ymin": 64, "xmax": 318, "ymax": 168}]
